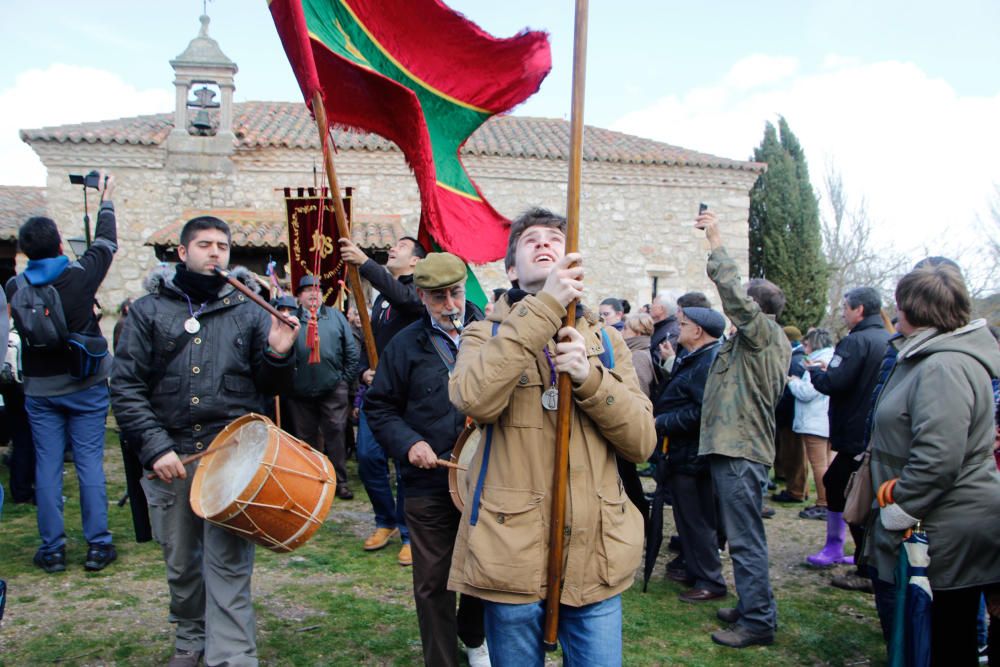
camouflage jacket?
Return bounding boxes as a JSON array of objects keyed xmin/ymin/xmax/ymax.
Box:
[{"xmin": 698, "ymin": 247, "xmax": 790, "ymax": 465}]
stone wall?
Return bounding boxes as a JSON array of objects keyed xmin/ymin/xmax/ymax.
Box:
[{"xmin": 32, "ymin": 139, "xmax": 758, "ymax": 337}]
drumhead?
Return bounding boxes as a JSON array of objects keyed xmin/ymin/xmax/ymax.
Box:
[
  {"xmin": 198, "ymin": 418, "xmax": 271, "ymax": 516},
  {"xmin": 449, "ymin": 426, "xmax": 481, "ymax": 511}
]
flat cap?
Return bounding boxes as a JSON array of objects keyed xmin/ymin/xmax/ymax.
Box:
[
  {"xmin": 414, "ymin": 252, "xmax": 466, "ymax": 290},
  {"xmin": 682, "ymin": 306, "xmax": 725, "ymax": 339},
  {"xmin": 783, "ymin": 325, "xmax": 803, "ymax": 342},
  {"xmin": 274, "ymin": 295, "xmax": 298, "ymax": 310},
  {"xmin": 296, "ymin": 275, "xmax": 321, "ymax": 294}
]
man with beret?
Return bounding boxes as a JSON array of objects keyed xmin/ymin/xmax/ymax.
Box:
[
  {"xmin": 694, "ymin": 209, "xmax": 790, "ymax": 648},
  {"xmin": 363, "ymin": 252, "xmax": 488, "ymax": 667},
  {"xmin": 286, "ymin": 275, "xmax": 359, "ymax": 500},
  {"xmin": 653, "ymin": 306, "xmax": 726, "ymax": 602}
]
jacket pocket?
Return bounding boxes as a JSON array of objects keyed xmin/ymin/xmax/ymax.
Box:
[
  {"xmin": 223, "ymin": 373, "xmax": 256, "ymax": 395},
  {"xmin": 596, "ymin": 486, "xmax": 644, "ymax": 587},
  {"xmin": 153, "ymin": 375, "xmax": 180, "ymax": 396},
  {"xmin": 464, "ymin": 487, "xmax": 545, "ymax": 594},
  {"xmin": 139, "ymin": 476, "xmax": 177, "ymax": 547},
  {"xmin": 502, "ymin": 368, "xmax": 544, "ymax": 429}
]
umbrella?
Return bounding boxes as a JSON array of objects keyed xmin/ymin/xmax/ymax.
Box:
[
  {"xmin": 641, "ymin": 445, "xmax": 670, "ymax": 592},
  {"xmin": 887, "ymin": 519, "xmax": 932, "ymax": 666}
]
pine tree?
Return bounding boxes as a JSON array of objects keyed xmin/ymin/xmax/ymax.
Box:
[{"xmin": 748, "ymin": 117, "xmax": 828, "ymax": 329}]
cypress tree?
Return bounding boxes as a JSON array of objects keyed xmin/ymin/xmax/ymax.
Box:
[{"xmin": 748, "ymin": 117, "xmax": 828, "ymax": 329}]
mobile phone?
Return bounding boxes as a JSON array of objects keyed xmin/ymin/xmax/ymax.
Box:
[{"xmin": 698, "ymin": 203, "xmax": 708, "ymax": 214}]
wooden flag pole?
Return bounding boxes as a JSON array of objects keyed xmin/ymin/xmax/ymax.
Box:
[
  {"xmin": 543, "ymin": 0, "xmax": 589, "ymax": 652},
  {"xmin": 311, "ymin": 90, "xmax": 378, "ymax": 369}
]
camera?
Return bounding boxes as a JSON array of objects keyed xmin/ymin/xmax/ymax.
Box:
[
  {"xmin": 698, "ymin": 202, "xmax": 708, "ymax": 214},
  {"xmin": 69, "ymin": 170, "xmax": 102, "ymax": 190}
]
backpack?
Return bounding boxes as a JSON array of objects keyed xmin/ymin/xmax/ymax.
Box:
[{"xmin": 9, "ymin": 274, "xmax": 69, "ymax": 350}]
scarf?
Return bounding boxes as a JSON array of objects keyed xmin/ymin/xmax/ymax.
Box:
[{"xmin": 173, "ymin": 263, "xmax": 226, "ymax": 304}]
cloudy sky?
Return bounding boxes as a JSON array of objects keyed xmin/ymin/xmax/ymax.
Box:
[{"xmin": 1, "ymin": 0, "xmax": 997, "ymax": 271}]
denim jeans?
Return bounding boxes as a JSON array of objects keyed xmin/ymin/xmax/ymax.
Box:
[
  {"xmin": 356, "ymin": 410, "xmax": 408, "ymax": 542},
  {"xmin": 26, "ymin": 382, "xmax": 112, "ymax": 554},
  {"xmin": 483, "ymin": 595, "xmax": 622, "ymax": 667},
  {"xmin": 710, "ymin": 455, "xmax": 776, "ymax": 635}
]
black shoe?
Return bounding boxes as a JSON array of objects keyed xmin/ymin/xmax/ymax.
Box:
[
  {"xmin": 717, "ymin": 607, "xmax": 742, "ymax": 624},
  {"xmin": 771, "ymin": 490, "xmax": 805, "ymax": 503},
  {"xmin": 667, "ymin": 534, "xmax": 682, "ymax": 553},
  {"xmin": 34, "ymin": 548, "xmax": 67, "ymax": 573},
  {"xmin": 766, "ymin": 480, "xmax": 777, "ymax": 490},
  {"xmin": 799, "ymin": 505, "xmax": 828, "ymax": 520},
  {"xmin": 712, "ymin": 626, "xmax": 774, "ymax": 648},
  {"xmin": 760, "ymin": 505, "xmax": 776, "ymax": 519},
  {"xmin": 336, "ymin": 486, "xmax": 355, "ymax": 500},
  {"xmin": 84, "ymin": 543, "xmax": 117, "ymax": 571}
]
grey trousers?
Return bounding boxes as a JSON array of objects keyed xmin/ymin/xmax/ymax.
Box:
[
  {"xmin": 142, "ymin": 463, "xmax": 257, "ymax": 667},
  {"xmin": 287, "ymin": 382, "xmax": 350, "ymax": 488},
  {"xmin": 668, "ymin": 471, "xmax": 726, "ymax": 594},
  {"xmin": 709, "ymin": 455, "xmax": 777, "ymax": 635}
]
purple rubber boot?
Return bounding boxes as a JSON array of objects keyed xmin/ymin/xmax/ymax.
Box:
[{"xmin": 806, "ymin": 511, "xmax": 846, "ymax": 568}]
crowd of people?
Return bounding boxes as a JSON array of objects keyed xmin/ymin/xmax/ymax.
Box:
[{"xmin": 1, "ymin": 172, "xmax": 999, "ymax": 666}]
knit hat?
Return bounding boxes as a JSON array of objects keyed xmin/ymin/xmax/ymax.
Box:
[
  {"xmin": 783, "ymin": 325, "xmax": 803, "ymax": 342},
  {"xmin": 682, "ymin": 307, "xmax": 725, "ymax": 338}
]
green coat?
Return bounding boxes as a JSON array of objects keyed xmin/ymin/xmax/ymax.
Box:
[
  {"xmin": 698, "ymin": 247, "xmax": 790, "ymax": 465},
  {"xmin": 865, "ymin": 320, "xmax": 1000, "ymax": 590}
]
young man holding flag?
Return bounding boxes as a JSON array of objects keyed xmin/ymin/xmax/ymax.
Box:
[{"xmin": 447, "ymin": 208, "xmax": 656, "ymax": 665}]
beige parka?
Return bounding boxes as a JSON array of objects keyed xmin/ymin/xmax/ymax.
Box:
[{"xmin": 447, "ymin": 291, "xmax": 657, "ymax": 606}]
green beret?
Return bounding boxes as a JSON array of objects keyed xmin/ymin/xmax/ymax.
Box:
[
  {"xmin": 414, "ymin": 252, "xmax": 466, "ymax": 290},
  {"xmin": 783, "ymin": 325, "xmax": 803, "ymax": 342}
]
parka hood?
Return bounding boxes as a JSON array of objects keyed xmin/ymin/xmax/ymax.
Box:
[{"xmin": 900, "ymin": 319, "xmax": 1000, "ymax": 377}]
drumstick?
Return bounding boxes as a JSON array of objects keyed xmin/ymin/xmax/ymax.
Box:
[
  {"xmin": 437, "ymin": 459, "xmax": 467, "ymax": 471},
  {"xmin": 144, "ymin": 438, "xmax": 241, "ymax": 480}
]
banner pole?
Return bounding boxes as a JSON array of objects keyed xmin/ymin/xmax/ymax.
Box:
[{"xmin": 311, "ymin": 90, "xmax": 378, "ymax": 368}]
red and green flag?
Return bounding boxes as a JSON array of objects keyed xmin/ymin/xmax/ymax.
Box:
[{"xmin": 268, "ymin": 0, "xmax": 551, "ymax": 276}]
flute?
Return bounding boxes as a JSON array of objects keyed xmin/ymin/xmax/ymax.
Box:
[{"xmin": 213, "ymin": 266, "xmax": 298, "ymax": 328}]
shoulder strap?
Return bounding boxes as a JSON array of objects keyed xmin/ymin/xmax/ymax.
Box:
[
  {"xmin": 470, "ymin": 320, "xmax": 503, "ymax": 526},
  {"xmin": 598, "ymin": 327, "xmax": 614, "ymax": 369},
  {"xmin": 15, "ymin": 274, "xmax": 70, "ymax": 341},
  {"xmin": 428, "ymin": 332, "xmax": 457, "ymax": 373}
]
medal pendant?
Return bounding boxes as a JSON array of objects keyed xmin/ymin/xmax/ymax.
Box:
[
  {"xmin": 541, "ymin": 387, "xmax": 559, "ymax": 411},
  {"xmin": 184, "ymin": 317, "xmax": 201, "ymax": 334}
]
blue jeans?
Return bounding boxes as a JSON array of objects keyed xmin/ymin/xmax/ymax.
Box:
[
  {"xmin": 710, "ymin": 455, "xmax": 777, "ymax": 635},
  {"xmin": 356, "ymin": 410, "xmax": 408, "ymax": 542},
  {"xmin": 26, "ymin": 382, "xmax": 112, "ymax": 554},
  {"xmin": 483, "ymin": 596, "xmax": 622, "ymax": 667}
]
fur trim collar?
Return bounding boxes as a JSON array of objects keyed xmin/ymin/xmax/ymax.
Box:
[{"xmin": 143, "ymin": 264, "xmax": 261, "ymax": 298}]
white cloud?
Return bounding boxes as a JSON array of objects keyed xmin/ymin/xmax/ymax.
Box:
[
  {"xmin": 611, "ymin": 56, "xmax": 1000, "ymax": 257},
  {"xmin": 0, "ymin": 64, "xmax": 173, "ymax": 186},
  {"xmin": 721, "ymin": 54, "xmax": 799, "ymax": 91}
]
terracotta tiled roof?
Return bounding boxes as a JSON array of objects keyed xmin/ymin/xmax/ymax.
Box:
[
  {"xmin": 21, "ymin": 101, "xmax": 760, "ymax": 171},
  {"xmin": 0, "ymin": 185, "xmax": 46, "ymax": 242},
  {"xmin": 146, "ymin": 209, "xmax": 404, "ymax": 251}
]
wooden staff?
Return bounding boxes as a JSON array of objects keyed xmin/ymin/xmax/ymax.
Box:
[
  {"xmin": 214, "ymin": 267, "xmax": 299, "ymax": 328},
  {"xmin": 310, "ymin": 90, "xmax": 379, "ymax": 370},
  {"xmin": 544, "ymin": 0, "xmax": 589, "ymax": 652}
]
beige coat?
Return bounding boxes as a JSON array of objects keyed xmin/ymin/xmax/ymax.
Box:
[{"xmin": 447, "ymin": 292, "xmax": 657, "ymax": 606}]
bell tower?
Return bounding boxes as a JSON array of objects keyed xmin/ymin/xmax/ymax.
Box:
[{"xmin": 165, "ymin": 13, "xmax": 238, "ymax": 171}]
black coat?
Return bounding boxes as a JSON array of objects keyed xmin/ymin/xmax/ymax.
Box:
[
  {"xmin": 357, "ymin": 260, "xmax": 424, "ymax": 377},
  {"xmin": 811, "ymin": 314, "xmax": 891, "ymax": 454},
  {"xmin": 363, "ymin": 303, "xmax": 483, "ymax": 497},
  {"xmin": 110, "ymin": 266, "xmax": 295, "ymax": 468},
  {"xmin": 653, "ymin": 340, "xmax": 720, "ymax": 475},
  {"xmin": 775, "ymin": 343, "xmax": 806, "ymax": 428}
]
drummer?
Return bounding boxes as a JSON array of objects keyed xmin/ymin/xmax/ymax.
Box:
[
  {"xmin": 111, "ymin": 215, "xmax": 300, "ymax": 667},
  {"xmin": 363, "ymin": 252, "xmax": 490, "ymax": 667}
]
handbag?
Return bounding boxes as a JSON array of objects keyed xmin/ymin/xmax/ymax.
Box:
[{"xmin": 842, "ymin": 449, "xmax": 874, "ymax": 525}]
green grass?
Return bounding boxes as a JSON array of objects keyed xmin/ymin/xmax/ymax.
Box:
[{"xmin": 0, "ymin": 432, "xmax": 886, "ymax": 666}]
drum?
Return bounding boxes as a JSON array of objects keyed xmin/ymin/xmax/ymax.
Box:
[
  {"xmin": 448, "ymin": 421, "xmax": 482, "ymax": 511},
  {"xmin": 189, "ymin": 413, "xmax": 336, "ymax": 553}
]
